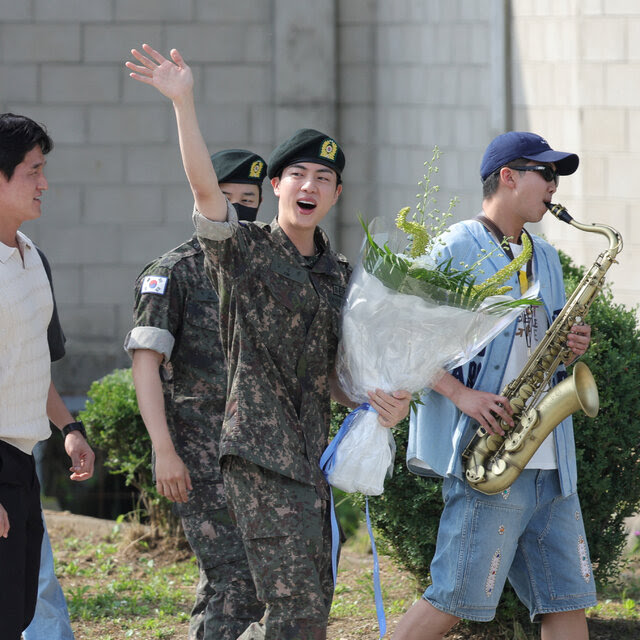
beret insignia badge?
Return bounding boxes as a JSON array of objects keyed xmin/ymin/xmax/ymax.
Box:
[
  {"xmin": 320, "ymin": 139, "xmax": 338, "ymax": 161},
  {"xmin": 249, "ymin": 160, "xmax": 264, "ymax": 179}
]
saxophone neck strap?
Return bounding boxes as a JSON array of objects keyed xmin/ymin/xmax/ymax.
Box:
[{"xmin": 474, "ymin": 214, "xmax": 534, "ymax": 291}]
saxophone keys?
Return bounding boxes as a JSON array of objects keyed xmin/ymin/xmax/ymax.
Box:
[
  {"xmin": 520, "ymin": 408, "xmax": 539, "ymax": 429},
  {"xmin": 466, "ymin": 465, "xmax": 485, "ymax": 483},
  {"xmin": 491, "ymin": 459, "xmax": 507, "ymax": 476},
  {"xmin": 486, "ymin": 435, "xmax": 502, "ymax": 452},
  {"xmin": 520, "ymin": 383, "xmax": 534, "ymax": 397},
  {"xmin": 504, "ymin": 432, "xmax": 524, "ymax": 452},
  {"xmin": 504, "ymin": 408, "xmax": 538, "ymax": 453}
]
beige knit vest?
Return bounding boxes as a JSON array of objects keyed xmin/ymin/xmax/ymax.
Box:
[{"xmin": 0, "ymin": 233, "xmax": 53, "ymax": 454}]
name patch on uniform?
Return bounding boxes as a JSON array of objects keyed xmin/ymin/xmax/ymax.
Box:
[
  {"xmin": 270, "ymin": 257, "xmax": 309, "ymax": 283},
  {"xmin": 141, "ymin": 275, "xmax": 168, "ymax": 295},
  {"xmin": 332, "ymin": 285, "xmax": 345, "ymax": 298}
]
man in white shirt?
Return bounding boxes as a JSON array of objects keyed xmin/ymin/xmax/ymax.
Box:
[{"xmin": 0, "ymin": 112, "xmax": 95, "ymax": 640}]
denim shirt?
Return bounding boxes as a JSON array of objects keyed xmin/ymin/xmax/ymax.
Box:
[{"xmin": 406, "ymin": 219, "xmax": 579, "ymax": 497}]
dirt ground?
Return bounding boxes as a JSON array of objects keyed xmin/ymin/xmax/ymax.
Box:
[
  {"xmin": 45, "ymin": 509, "xmax": 412, "ymax": 639},
  {"xmin": 44, "ymin": 510, "xmax": 640, "ymax": 640}
]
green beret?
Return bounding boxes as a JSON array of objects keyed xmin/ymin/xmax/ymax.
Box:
[
  {"xmin": 267, "ymin": 128, "xmax": 345, "ymax": 179},
  {"xmin": 210, "ymin": 149, "xmax": 267, "ymax": 185}
]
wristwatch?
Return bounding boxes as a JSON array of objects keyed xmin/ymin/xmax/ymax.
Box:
[{"xmin": 62, "ymin": 420, "xmax": 88, "ymax": 441}]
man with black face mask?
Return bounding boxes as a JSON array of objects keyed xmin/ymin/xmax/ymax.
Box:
[
  {"xmin": 212, "ymin": 149, "xmax": 264, "ymax": 222},
  {"xmin": 124, "ymin": 149, "xmax": 267, "ymax": 640}
]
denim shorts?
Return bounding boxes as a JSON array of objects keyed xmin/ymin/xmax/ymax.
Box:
[{"xmin": 424, "ymin": 469, "xmax": 597, "ymax": 622}]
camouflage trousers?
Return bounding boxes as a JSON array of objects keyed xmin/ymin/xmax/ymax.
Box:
[
  {"xmin": 177, "ymin": 483, "xmax": 264, "ymax": 640},
  {"xmin": 222, "ymin": 456, "xmax": 334, "ymax": 640}
]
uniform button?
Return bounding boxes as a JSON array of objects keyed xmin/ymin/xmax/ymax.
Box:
[{"xmin": 494, "ymin": 365, "xmax": 500, "ymax": 370}]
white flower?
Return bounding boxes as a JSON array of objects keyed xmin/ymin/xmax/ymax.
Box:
[{"xmin": 412, "ymin": 253, "xmax": 436, "ymax": 270}]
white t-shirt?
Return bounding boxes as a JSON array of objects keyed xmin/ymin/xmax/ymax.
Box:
[{"xmin": 499, "ymin": 243, "xmax": 557, "ymax": 469}]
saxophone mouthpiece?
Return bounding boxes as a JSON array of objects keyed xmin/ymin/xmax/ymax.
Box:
[{"xmin": 546, "ymin": 202, "xmax": 573, "ymax": 224}]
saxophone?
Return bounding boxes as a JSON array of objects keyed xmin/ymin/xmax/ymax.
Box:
[{"xmin": 462, "ymin": 202, "xmax": 623, "ymax": 495}]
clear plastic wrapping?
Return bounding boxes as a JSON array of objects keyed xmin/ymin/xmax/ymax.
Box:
[
  {"xmin": 326, "ymin": 405, "xmax": 395, "ymax": 496},
  {"xmin": 335, "ymin": 263, "xmax": 533, "ymax": 403}
]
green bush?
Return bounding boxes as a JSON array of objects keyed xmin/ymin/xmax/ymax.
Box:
[
  {"xmin": 78, "ymin": 368, "xmax": 179, "ymax": 535},
  {"xmin": 560, "ymin": 251, "xmax": 640, "ymax": 583},
  {"xmin": 333, "ymin": 250, "xmax": 640, "ymax": 635}
]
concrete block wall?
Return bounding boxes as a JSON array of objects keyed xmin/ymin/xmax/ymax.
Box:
[
  {"xmin": 0, "ymin": 0, "xmax": 282, "ymax": 392},
  {"xmin": 0, "ymin": 0, "xmax": 345, "ymax": 393},
  {"xmin": 511, "ymin": 1, "xmax": 640, "ymax": 308},
  {"xmin": 336, "ymin": 0, "xmax": 503, "ymax": 260},
  {"xmin": 2, "ymin": 0, "xmax": 638, "ymax": 393}
]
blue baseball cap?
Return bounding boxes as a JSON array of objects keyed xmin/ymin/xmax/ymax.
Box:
[{"xmin": 480, "ymin": 131, "xmax": 579, "ymax": 181}]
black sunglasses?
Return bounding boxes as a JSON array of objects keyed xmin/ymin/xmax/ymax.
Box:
[{"xmin": 508, "ymin": 164, "xmax": 559, "ymax": 185}]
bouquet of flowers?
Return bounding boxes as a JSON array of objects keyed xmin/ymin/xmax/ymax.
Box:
[{"xmin": 326, "ymin": 148, "xmax": 540, "ymax": 496}]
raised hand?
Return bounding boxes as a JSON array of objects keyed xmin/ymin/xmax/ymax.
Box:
[
  {"xmin": 124, "ymin": 43, "xmax": 227, "ymax": 220},
  {"xmin": 126, "ymin": 44, "xmax": 193, "ymax": 101}
]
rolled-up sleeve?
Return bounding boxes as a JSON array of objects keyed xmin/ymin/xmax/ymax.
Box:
[
  {"xmin": 124, "ymin": 326, "xmax": 175, "ymax": 362},
  {"xmin": 192, "ymin": 200, "xmax": 238, "ymax": 241}
]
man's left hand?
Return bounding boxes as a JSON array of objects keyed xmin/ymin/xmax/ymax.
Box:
[
  {"xmin": 64, "ymin": 432, "xmax": 96, "ymax": 481},
  {"xmin": 567, "ymin": 323, "xmax": 591, "ymax": 360}
]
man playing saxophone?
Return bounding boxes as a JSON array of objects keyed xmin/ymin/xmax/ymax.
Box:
[{"xmin": 395, "ymin": 132, "xmax": 596, "ymax": 640}]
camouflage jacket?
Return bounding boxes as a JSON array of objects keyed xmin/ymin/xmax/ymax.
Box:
[
  {"xmin": 124, "ymin": 236, "xmax": 227, "ymax": 507},
  {"xmin": 194, "ymin": 205, "xmax": 351, "ymax": 498}
]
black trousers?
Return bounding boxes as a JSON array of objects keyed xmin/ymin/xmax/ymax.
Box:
[{"xmin": 0, "ymin": 440, "xmax": 43, "ymax": 640}]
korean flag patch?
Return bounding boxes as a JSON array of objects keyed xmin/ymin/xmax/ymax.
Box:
[{"xmin": 141, "ymin": 275, "xmax": 168, "ymax": 295}]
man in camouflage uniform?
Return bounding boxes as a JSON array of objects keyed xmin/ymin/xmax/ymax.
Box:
[
  {"xmin": 124, "ymin": 149, "xmax": 267, "ymax": 640},
  {"xmin": 126, "ymin": 43, "xmax": 411, "ymax": 640}
]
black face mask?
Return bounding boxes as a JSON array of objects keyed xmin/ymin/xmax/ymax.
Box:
[{"xmin": 233, "ymin": 202, "xmax": 258, "ymax": 222}]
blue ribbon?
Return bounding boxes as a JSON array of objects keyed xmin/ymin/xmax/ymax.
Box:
[
  {"xmin": 320, "ymin": 403, "xmax": 387, "ymax": 637},
  {"xmin": 366, "ymin": 496, "xmax": 386, "ymax": 637}
]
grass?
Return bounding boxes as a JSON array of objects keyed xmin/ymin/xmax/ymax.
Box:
[
  {"xmin": 586, "ymin": 559, "xmax": 640, "ymax": 622},
  {"xmin": 48, "ymin": 517, "xmax": 197, "ymax": 639},
  {"xmin": 46, "ymin": 511, "xmax": 640, "ymax": 639},
  {"xmin": 49, "ymin": 513, "xmax": 420, "ymax": 639}
]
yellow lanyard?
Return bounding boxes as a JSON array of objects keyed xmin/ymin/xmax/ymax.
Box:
[
  {"xmin": 518, "ymin": 270, "xmax": 529, "ymax": 295},
  {"xmin": 475, "ymin": 215, "xmax": 534, "ymax": 293}
]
